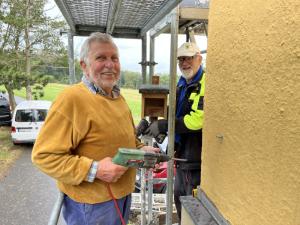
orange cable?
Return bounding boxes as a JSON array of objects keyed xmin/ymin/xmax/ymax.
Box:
[{"xmin": 106, "ymin": 184, "xmax": 126, "ymax": 225}]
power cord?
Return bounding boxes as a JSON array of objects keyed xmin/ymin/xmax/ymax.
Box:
[{"xmin": 106, "ymin": 184, "xmax": 126, "ymax": 225}]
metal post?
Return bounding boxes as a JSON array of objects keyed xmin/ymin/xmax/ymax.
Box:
[
  {"xmin": 147, "ymin": 137, "xmax": 154, "ymax": 224},
  {"xmin": 140, "ymin": 135, "xmax": 152, "ymax": 225},
  {"xmin": 67, "ymin": 31, "xmax": 75, "ymax": 84},
  {"xmin": 147, "ymin": 171, "xmax": 153, "ymax": 224},
  {"xmin": 166, "ymin": 7, "xmax": 179, "ymax": 225},
  {"xmin": 141, "ymin": 35, "xmax": 147, "ymax": 84},
  {"xmin": 149, "ymin": 36, "xmax": 155, "ymax": 84},
  {"xmin": 48, "ymin": 191, "xmax": 64, "ymax": 225},
  {"xmin": 141, "ymin": 168, "xmax": 147, "ymax": 225}
]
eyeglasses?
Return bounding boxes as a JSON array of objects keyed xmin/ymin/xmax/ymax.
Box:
[{"xmin": 177, "ymin": 56, "xmax": 195, "ymax": 63}]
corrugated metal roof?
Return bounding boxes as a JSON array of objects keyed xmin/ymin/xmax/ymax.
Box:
[{"xmin": 54, "ymin": 0, "xmax": 183, "ymax": 38}]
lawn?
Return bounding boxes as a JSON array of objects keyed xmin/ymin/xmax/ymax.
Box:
[
  {"xmin": 121, "ymin": 88, "xmax": 142, "ymax": 124},
  {"xmin": 0, "ymin": 127, "xmax": 22, "ymax": 179},
  {"xmin": 1, "ymin": 83, "xmax": 142, "ymax": 125},
  {"xmin": 6, "ymin": 83, "xmax": 67, "ymax": 101}
]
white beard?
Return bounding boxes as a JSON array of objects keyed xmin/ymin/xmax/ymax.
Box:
[
  {"xmin": 86, "ymin": 72, "xmax": 117, "ymax": 92},
  {"xmin": 180, "ymin": 68, "xmax": 194, "ymax": 80}
]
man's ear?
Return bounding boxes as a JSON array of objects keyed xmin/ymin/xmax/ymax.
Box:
[
  {"xmin": 80, "ymin": 60, "xmax": 89, "ymax": 76},
  {"xmin": 80, "ymin": 60, "xmax": 87, "ymax": 70},
  {"xmin": 198, "ymin": 54, "xmax": 203, "ymax": 64}
]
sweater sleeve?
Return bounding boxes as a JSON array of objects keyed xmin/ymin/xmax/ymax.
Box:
[{"xmin": 32, "ymin": 96, "xmax": 93, "ymax": 185}]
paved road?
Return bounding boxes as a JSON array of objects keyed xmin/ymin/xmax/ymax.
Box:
[{"xmin": 0, "ymin": 147, "xmax": 65, "ymax": 225}]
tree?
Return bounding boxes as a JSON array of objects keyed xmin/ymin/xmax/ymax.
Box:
[
  {"xmin": 121, "ymin": 70, "xmax": 142, "ymax": 89},
  {"xmin": 0, "ymin": 0, "xmax": 66, "ymax": 106},
  {"xmin": 0, "ymin": 52, "xmax": 25, "ymax": 109}
]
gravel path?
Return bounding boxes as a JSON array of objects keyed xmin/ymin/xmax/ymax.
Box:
[{"xmin": 0, "ymin": 147, "xmax": 65, "ymax": 225}]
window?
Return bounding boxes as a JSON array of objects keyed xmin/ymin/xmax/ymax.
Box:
[
  {"xmin": 36, "ymin": 110, "xmax": 47, "ymax": 122},
  {"xmin": 15, "ymin": 109, "xmax": 48, "ymax": 122}
]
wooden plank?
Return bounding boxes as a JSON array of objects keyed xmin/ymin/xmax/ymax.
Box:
[{"xmin": 180, "ymin": 8, "xmax": 209, "ymax": 20}]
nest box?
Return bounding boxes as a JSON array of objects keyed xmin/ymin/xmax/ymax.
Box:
[{"xmin": 139, "ymin": 84, "xmax": 169, "ymax": 119}]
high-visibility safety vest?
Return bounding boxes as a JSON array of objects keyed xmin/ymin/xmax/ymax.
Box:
[
  {"xmin": 183, "ymin": 73, "xmax": 205, "ymax": 130},
  {"xmin": 175, "ymin": 71, "xmax": 205, "ymax": 167}
]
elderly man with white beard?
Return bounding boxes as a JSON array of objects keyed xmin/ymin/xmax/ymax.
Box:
[{"xmin": 144, "ymin": 42, "xmax": 205, "ymax": 222}]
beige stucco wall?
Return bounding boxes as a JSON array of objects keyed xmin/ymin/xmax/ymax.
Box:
[{"xmin": 202, "ymin": 0, "xmax": 300, "ymax": 225}]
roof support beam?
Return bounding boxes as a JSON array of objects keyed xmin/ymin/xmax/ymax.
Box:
[
  {"xmin": 54, "ymin": 0, "xmax": 76, "ymax": 33},
  {"xmin": 180, "ymin": 8, "xmax": 209, "ymax": 20},
  {"xmin": 149, "ymin": 36, "xmax": 155, "ymax": 81},
  {"xmin": 141, "ymin": 35, "xmax": 147, "ymax": 84},
  {"xmin": 67, "ymin": 31, "xmax": 75, "ymax": 84},
  {"xmin": 149, "ymin": 13, "xmax": 172, "ymax": 38},
  {"xmin": 74, "ymin": 25, "xmax": 141, "ymax": 38},
  {"xmin": 166, "ymin": 6, "xmax": 179, "ymax": 225},
  {"xmin": 141, "ymin": 0, "xmax": 182, "ymax": 36},
  {"xmin": 106, "ymin": 0, "xmax": 123, "ymax": 35}
]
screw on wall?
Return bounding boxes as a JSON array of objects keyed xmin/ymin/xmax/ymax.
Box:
[{"xmin": 216, "ymin": 134, "xmax": 224, "ymax": 143}]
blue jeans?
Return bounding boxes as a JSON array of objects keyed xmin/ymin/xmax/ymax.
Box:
[{"xmin": 62, "ymin": 194, "xmax": 131, "ymax": 225}]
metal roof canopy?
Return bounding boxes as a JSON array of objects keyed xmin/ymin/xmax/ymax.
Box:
[
  {"xmin": 54, "ymin": 0, "xmax": 182, "ymax": 38},
  {"xmin": 54, "ymin": 0, "xmax": 209, "ymax": 84},
  {"xmin": 150, "ymin": 4, "xmax": 209, "ymax": 38}
]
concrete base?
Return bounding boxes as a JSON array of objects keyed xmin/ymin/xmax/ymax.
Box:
[{"xmin": 180, "ymin": 189, "xmax": 230, "ymax": 225}]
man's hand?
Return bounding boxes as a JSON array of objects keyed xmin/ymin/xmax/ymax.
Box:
[
  {"xmin": 141, "ymin": 146, "xmax": 162, "ymax": 170},
  {"xmin": 136, "ymin": 118, "xmax": 149, "ymax": 137},
  {"xmin": 141, "ymin": 145, "xmax": 160, "ymax": 153},
  {"xmin": 96, "ymin": 157, "xmax": 128, "ymax": 183},
  {"xmin": 144, "ymin": 119, "xmax": 168, "ymax": 138}
]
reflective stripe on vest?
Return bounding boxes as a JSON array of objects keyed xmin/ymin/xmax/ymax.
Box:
[{"xmin": 183, "ymin": 73, "xmax": 205, "ymax": 130}]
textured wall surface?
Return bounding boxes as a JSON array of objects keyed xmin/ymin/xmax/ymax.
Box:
[{"xmin": 202, "ymin": 0, "xmax": 300, "ymax": 225}]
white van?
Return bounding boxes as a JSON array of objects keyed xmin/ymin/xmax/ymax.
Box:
[{"xmin": 11, "ymin": 100, "xmax": 52, "ymax": 144}]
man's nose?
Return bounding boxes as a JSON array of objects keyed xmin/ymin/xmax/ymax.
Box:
[
  {"xmin": 104, "ymin": 59, "xmax": 114, "ymax": 68},
  {"xmin": 181, "ymin": 60, "xmax": 190, "ymax": 66}
]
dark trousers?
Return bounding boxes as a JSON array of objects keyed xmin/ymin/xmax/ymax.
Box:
[{"xmin": 174, "ymin": 168, "xmax": 201, "ymax": 221}]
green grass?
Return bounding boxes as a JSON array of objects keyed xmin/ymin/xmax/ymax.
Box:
[
  {"xmin": 0, "ymin": 127, "xmax": 22, "ymax": 179},
  {"xmin": 1, "ymin": 83, "xmax": 142, "ymax": 125},
  {"xmin": 1, "ymin": 83, "xmax": 68, "ymax": 101},
  {"xmin": 121, "ymin": 89, "xmax": 142, "ymax": 124},
  {"xmin": 0, "ymin": 127, "xmax": 13, "ymax": 150}
]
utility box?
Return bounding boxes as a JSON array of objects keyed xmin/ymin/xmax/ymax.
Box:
[{"xmin": 139, "ymin": 85, "xmax": 169, "ymax": 119}]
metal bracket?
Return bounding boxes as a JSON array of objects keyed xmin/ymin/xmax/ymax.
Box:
[{"xmin": 139, "ymin": 61, "xmax": 158, "ymax": 66}]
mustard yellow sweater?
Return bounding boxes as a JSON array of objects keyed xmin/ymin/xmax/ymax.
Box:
[{"xmin": 32, "ymin": 82, "xmax": 143, "ymax": 204}]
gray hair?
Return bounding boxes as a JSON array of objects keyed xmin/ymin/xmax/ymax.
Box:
[{"xmin": 80, "ymin": 32, "xmax": 118, "ymax": 65}]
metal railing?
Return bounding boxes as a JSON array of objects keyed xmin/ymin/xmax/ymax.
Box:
[{"xmin": 48, "ymin": 191, "xmax": 64, "ymax": 225}]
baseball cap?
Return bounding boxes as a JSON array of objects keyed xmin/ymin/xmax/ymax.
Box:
[{"xmin": 177, "ymin": 42, "xmax": 200, "ymax": 57}]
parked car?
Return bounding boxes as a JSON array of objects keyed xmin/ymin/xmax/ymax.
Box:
[
  {"xmin": 0, "ymin": 96, "xmax": 12, "ymax": 126},
  {"xmin": 11, "ymin": 100, "xmax": 52, "ymax": 144}
]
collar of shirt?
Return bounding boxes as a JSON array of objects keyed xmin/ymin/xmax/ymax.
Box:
[{"xmin": 81, "ymin": 75, "xmax": 120, "ymax": 98}]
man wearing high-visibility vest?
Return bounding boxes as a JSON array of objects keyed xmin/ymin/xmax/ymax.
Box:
[{"xmin": 145, "ymin": 42, "xmax": 205, "ymax": 221}]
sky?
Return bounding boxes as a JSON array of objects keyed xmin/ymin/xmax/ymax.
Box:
[{"xmin": 46, "ymin": 1, "xmax": 207, "ymax": 74}]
